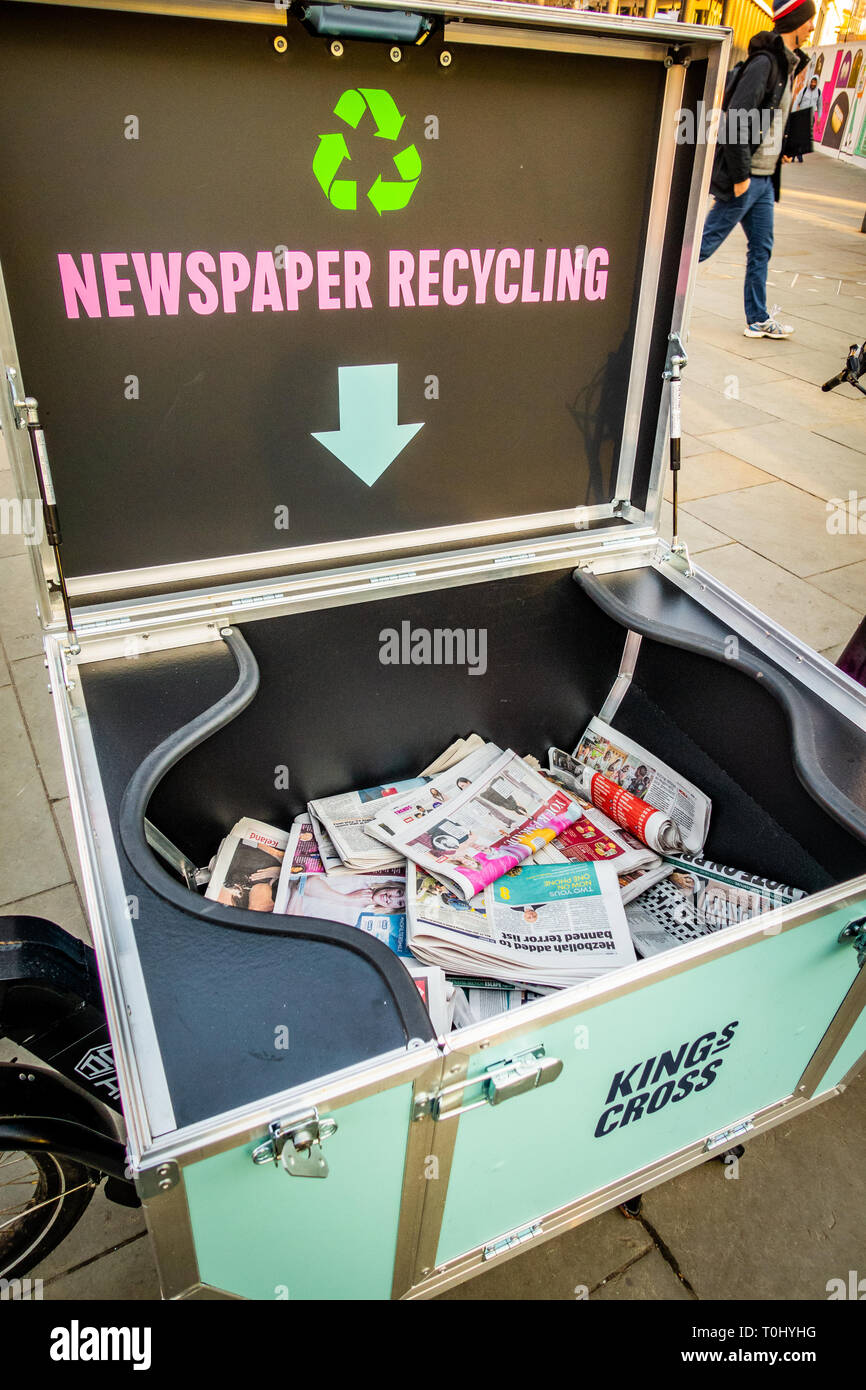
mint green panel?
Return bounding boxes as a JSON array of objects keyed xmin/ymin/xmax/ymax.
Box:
[
  {"xmin": 437, "ymin": 903, "xmax": 863, "ymax": 1267},
  {"xmin": 184, "ymin": 1081, "xmax": 413, "ymax": 1300}
]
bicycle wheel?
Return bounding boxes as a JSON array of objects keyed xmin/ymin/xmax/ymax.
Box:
[{"xmin": 0, "ymin": 1146, "xmax": 98, "ymax": 1279}]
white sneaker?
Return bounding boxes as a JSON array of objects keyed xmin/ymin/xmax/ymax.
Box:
[{"xmin": 744, "ymin": 307, "xmax": 793, "ymax": 339}]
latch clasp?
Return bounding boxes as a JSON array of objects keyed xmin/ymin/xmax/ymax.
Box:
[
  {"xmin": 251, "ymin": 1108, "xmax": 338, "ymax": 1178},
  {"xmin": 414, "ymin": 1046, "xmax": 563, "ymax": 1122}
]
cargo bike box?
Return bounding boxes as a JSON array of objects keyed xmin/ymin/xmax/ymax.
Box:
[{"xmin": 2, "ymin": 0, "xmax": 866, "ymax": 1301}]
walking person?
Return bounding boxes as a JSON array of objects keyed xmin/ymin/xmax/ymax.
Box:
[
  {"xmin": 787, "ymin": 76, "xmax": 822, "ymax": 161},
  {"xmin": 698, "ymin": 0, "xmax": 815, "ymax": 340}
]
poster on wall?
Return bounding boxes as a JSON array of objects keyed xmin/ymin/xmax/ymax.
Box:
[{"xmin": 800, "ymin": 41, "xmax": 866, "ymax": 164}]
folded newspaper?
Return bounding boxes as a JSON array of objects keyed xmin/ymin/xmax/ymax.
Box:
[
  {"xmin": 307, "ymin": 735, "xmax": 490, "ymax": 872},
  {"xmin": 369, "ymin": 749, "xmax": 585, "ymax": 901},
  {"xmin": 627, "ymin": 854, "xmax": 805, "ymax": 958},
  {"xmin": 571, "ymin": 717, "xmax": 711, "ymax": 854},
  {"xmin": 205, "ymin": 818, "xmax": 288, "ymax": 913},
  {"xmin": 407, "ymin": 860, "xmax": 636, "ymax": 987}
]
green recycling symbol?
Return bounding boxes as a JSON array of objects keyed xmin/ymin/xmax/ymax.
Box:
[{"xmin": 313, "ymin": 88, "xmax": 421, "ymax": 214}]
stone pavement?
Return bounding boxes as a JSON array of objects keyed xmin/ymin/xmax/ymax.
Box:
[{"xmin": 1, "ymin": 152, "xmax": 865, "ymax": 1301}]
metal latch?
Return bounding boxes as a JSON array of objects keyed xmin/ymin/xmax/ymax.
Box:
[
  {"xmin": 251, "ymin": 1108, "xmax": 338, "ymax": 1178},
  {"xmin": 839, "ymin": 917, "xmax": 866, "ymax": 968},
  {"xmin": 414, "ymin": 1046, "xmax": 563, "ymax": 1122},
  {"xmin": 704, "ymin": 1118, "xmax": 754, "ymax": 1153},
  {"xmin": 483, "ymin": 1221, "xmax": 542, "ymax": 1261}
]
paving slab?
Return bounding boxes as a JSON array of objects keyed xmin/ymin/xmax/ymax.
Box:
[
  {"xmin": 42, "ymin": 1234, "xmax": 161, "ymax": 1301},
  {"xmin": 0, "ymin": 641, "xmax": 10, "ymax": 689},
  {"xmin": 684, "ymin": 481, "xmax": 866, "ymax": 577},
  {"xmin": 738, "ymin": 375, "xmax": 866, "ymax": 429},
  {"xmin": 639, "ymin": 1071, "xmax": 866, "ymax": 1301},
  {"xmin": 11, "ymin": 653, "xmax": 66, "ymax": 802},
  {"xmin": 680, "ymin": 381, "xmax": 780, "ymax": 436},
  {"xmin": 700, "ymin": 419, "xmax": 866, "ymax": 503},
  {"xmin": 591, "ymin": 1247, "xmax": 694, "ymax": 1301},
  {"xmin": 688, "ymin": 310, "xmax": 802, "ymax": 360},
  {"xmin": 681, "ymin": 433, "xmax": 717, "ymax": 457},
  {"xmin": 813, "ymin": 416, "xmax": 866, "ymax": 452},
  {"xmin": 696, "ymin": 544, "xmax": 861, "ymax": 652},
  {"xmin": 820, "ymin": 640, "xmax": 847, "ymax": 663},
  {"xmin": 0, "ymin": 881, "xmax": 89, "ymax": 944},
  {"xmin": 52, "ymin": 796, "xmax": 87, "ymax": 900},
  {"xmin": 440, "ymin": 1208, "xmax": 652, "ymax": 1301},
  {"xmin": 809, "ymin": 559, "xmax": 866, "ymax": 612},
  {"xmin": 658, "ymin": 502, "xmax": 733, "ymax": 554},
  {"xmin": 32, "ymin": 1185, "xmax": 145, "ymax": 1283},
  {"xmin": 0, "ymin": 467, "xmax": 28, "ymax": 561},
  {"xmin": 663, "ymin": 451, "xmax": 774, "ymax": 503},
  {"xmin": 0, "ymin": 553, "xmax": 45, "ymax": 662},
  {"xmin": 759, "ymin": 346, "xmax": 865, "ymax": 395},
  {"xmin": 683, "ymin": 340, "xmax": 787, "ymax": 394},
  {"xmin": 0, "ymin": 685, "xmax": 71, "ymax": 905}
]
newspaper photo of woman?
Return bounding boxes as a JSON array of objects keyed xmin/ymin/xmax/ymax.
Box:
[
  {"xmin": 216, "ymin": 842, "xmax": 285, "ymax": 912},
  {"xmin": 284, "ymin": 874, "xmax": 405, "ymax": 927}
]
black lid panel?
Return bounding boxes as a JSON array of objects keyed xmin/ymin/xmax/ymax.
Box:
[{"xmin": 0, "ymin": 3, "xmax": 665, "ymax": 581}]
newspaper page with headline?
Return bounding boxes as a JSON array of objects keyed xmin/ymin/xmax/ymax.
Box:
[{"xmin": 407, "ymin": 860, "xmax": 636, "ymax": 987}]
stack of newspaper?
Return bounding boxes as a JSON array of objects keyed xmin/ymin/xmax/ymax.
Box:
[
  {"xmin": 202, "ymin": 716, "xmax": 804, "ymax": 1024},
  {"xmin": 406, "ymin": 859, "xmax": 636, "ymax": 988}
]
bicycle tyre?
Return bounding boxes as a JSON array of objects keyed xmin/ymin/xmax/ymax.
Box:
[
  {"xmin": 0, "ymin": 1064, "xmax": 100, "ymax": 1280},
  {"xmin": 0, "ymin": 1147, "xmax": 97, "ymax": 1280}
]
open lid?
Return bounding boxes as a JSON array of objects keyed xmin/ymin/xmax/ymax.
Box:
[{"xmin": 0, "ymin": 0, "xmax": 727, "ymax": 608}]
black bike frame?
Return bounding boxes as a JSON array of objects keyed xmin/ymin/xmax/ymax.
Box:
[{"xmin": 0, "ymin": 916, "xmax": 132, "ymax": 1191}]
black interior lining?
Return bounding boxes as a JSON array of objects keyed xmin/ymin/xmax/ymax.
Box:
[{"xmin": 621, "ymin": 682, "xmax": 833, "ymax": 893}]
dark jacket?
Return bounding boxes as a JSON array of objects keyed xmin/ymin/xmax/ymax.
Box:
[{"xmin": 710, "ymin": 32, "xmax": 808, "ymax": 203}]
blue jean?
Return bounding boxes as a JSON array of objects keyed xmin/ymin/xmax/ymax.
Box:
[{"xmin": 699, "ymin": 175, "xmax": 775, "ymax": 326}]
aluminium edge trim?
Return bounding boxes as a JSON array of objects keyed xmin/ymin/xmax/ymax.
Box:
[
  {"xmin": 45, "ymin": 635, "xmax": 176, "ymax": 1159},
  {"xmin": 654, "ymin": 547, "xmax": 866, "ymax": 736},
  {"xmin": 63, "ymin": 528, "xmax": 661, "ymax": 656}
]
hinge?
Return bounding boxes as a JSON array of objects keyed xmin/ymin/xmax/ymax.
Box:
[
  {"xmin": 369, "ymin": 570, "xmax": 417, "ymax": 588},
  {"xmin": 483, "ymin": 1221, "xmax": 542, "ymax": 1261},
  {"xmin": 704, "ymin": 1118, "xmax": 754, "ymax": 1153},
  {"xmin": 227, "ymin": 591, "xmax": 287, "ymax": 611},
  {"xmin": 493, "ymin": 551, "xmax": 537, "ymax": 567},
  {"xmin": 250, "ymin": 1107, "xmax": 338, "ymax": 1178},
  {"xmin": 413, "ymin": 1046, "xmax": 563, "ymax": 1122}
]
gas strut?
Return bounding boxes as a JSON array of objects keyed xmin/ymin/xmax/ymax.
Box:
[{"xmin": 663, "ymin": 332, "xmax": 689, "ymax": 564}]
